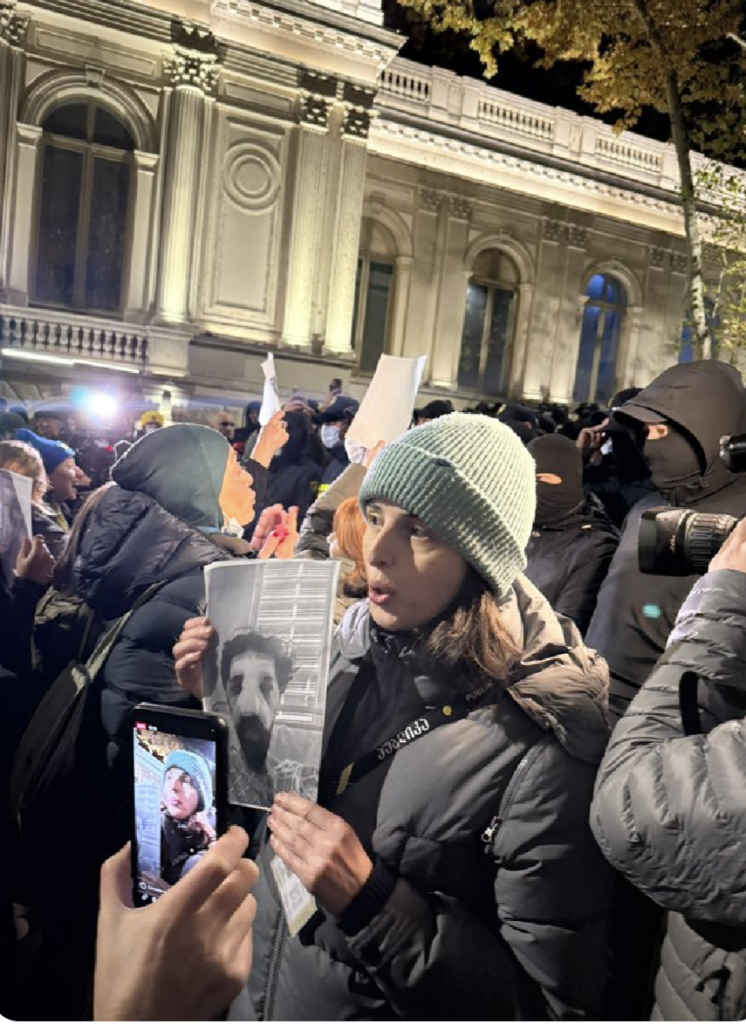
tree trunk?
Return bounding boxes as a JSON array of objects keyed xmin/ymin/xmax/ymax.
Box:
[{"xmin": 631, "ymin": 0, "xmax": 711, "ymax": 358}]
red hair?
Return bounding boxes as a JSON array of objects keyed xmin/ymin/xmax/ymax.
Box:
[{"xmin": 333, "ymin": 497, "xmax": 367, "ymax": 589}]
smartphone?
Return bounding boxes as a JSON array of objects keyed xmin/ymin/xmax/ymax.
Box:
[{"xmin": 131, "ymin": 704, "xmax": 228, "ymax": 905}]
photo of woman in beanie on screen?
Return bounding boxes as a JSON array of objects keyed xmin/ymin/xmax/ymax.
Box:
[
  {"xmin": 173, "ymin": 413, "xmax": 615, "ymax": 1021},
  {"xmin": 160, "ymin": 749, "xmax": 217, "ymax": 886}
]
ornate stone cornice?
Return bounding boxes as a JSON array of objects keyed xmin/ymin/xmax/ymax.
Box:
[
  {"xmin": 671, "ymin": 253, "xmax": 689, "ymax": 274},
  {"xmin": 567, "ymin": 224, "xmax": 587, "ymax": 248},
  {"xmin": 650, "ymin": 246, "xmax": 668, "ymax": 270},
  {"xmin": 165, "ymin": 45, "xmax": 220, "ymax": 94},
  {"xmin": 0, "ymin": 2, "xmax": 29, "ymax": 47},
  {"xmin": 419, "ymin": 187, "xmax": 443, "ymax": 213},
  {"xmin": 341, "ymin": 105, "xmax": 371, "ymax": 140},
  {"xmin": 543, "ymin": 219, "xmax": 565, "ymax": 243},
  {"xmin": 450, "ymin": 196, "xmax": 472, "ymax": 221}
]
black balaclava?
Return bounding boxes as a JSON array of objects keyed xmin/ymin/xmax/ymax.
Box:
[
  {"xmin": 528, "ymin": 434, "xmax": 585, "ymax": 526},
  {"xmin": 643, "ymin": 423, "xmax": 702, "ymax": 504}
]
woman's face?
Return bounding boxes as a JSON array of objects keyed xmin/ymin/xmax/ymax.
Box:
[
  {"xmin": 363, "ymin": 500, "xmax": 468, "ymax": 632},
  {"xmin": 163, "ymin": 768, "xmax": 199, "ymax": 820},
  {"xmin": 219, "ymin": 449, "xmax": 256, "ymax": 526}
]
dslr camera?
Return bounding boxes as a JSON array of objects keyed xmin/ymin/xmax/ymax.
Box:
[{"xmin": 639, "ymin": 434, "xmax": 746, "ymax": 576}]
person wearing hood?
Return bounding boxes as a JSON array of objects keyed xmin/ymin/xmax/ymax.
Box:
[
  {"xmin": 317, "ymin": 395, "xmax": 359, "ymax": 491},
  {"xmin": 525, "ymin": 435, "xmax": 618, "ymax": 634},
  {"xmin": 258, "ymin": 410, "xmax": 322, "ymax": 522},
  {"xmin": 585, "ymin": 359, "xmax": 746, "ymax": 720},
  {"xmin": 15, "ymin": 427, "xmax": 78, "ymax": 544},
  {"xmin": 175, "ymin": 413, "xmax": 614, "ymax": 1021}
]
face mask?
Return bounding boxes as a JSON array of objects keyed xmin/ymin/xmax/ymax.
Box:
[
  {"xmin": 643, "ymin": 426, "xmax": 701, "ymax": 501},
  {"xmin": 321, "ymin": 424, "xmax": 341, "ymax": 450},
  {"xmin": 535, "ymin": 478, "xmax": 584, "ymax": 526}
]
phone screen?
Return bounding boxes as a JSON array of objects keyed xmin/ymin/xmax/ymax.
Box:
[{"xmin": 132, "ymin": 716, "xmax": 221, "ymax": 905}]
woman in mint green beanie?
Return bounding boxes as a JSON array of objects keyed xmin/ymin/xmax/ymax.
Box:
[{"xmin": 174, "ymin": 412, "xmax": 613, "ymax": 1021}]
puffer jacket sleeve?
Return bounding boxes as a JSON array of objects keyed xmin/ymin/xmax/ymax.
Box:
[
  {"xmin": 591, "ymin": 568, "xmax": 746, "ymax": 925},
  {"xmin": 345, "ymin": 737, "xmax": 613, "ymax": 1020},
  {"xmin": 295, "ymin": 463, "xmax": 365, "ymax": 560}
]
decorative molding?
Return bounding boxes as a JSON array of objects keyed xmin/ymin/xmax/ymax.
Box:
[
  {"xmin": 342, "ymin": 104, "xmax": 371, "ymax": 140},
  {"xmin": 567, "ymin": 224, "xmax": 587, "ymax": 248},
  {"xmin": 222, "ymin": 141, "xmax": 281, "ymax": 213},
  {"xmin": 419, "ymin": 187, "xmax": 443, "ymax": 213},
  {"xmin": 450, "ymin": 196, "xmax": 472, "ymax": 221},
  {"xmin": 671, "ymin": 253, "xmax": 689, "ymax": 274},
  {"xmin": 0, "ymin": 3, "xmax": 29, "ymax": 47},
  {"xmin": 650, "ymin": 246, "xmax": 668, "ymax": 270},
  {"xmin": 299, "ymin": 92, "xmax": 331, "ymax": 130},
  {"xmin": 84, "ymin": 65, "xmax": 106, "ymax": 89},
  {"xmin": 543, "ymin": 219, "xmax": 565, "ymax": 243},
  {"xmin": 165, "ymin": 46, "xmax": 220, "ymax": 95}
]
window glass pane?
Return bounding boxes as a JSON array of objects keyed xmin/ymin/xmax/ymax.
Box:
[
  {"xmin": 596, "ymin": 309, "xmax": 622, "ymax": 403},
  {"xmin": 483, "ymin": 288, "xmax": 514, "ymax": 395},
  {"xmin": 93, "ymin": 107, "xmax": 135, "ymax": 151},
  {"xmin": 85, "ymin": 157, "xmax": 130, "ymax": 311},
  {"xmin": 586, "ymin": 274, "xmax": 606, "ymax": 301},
  {"xmin": 359, "ymin": 262, "xmax": 393, "ymax": 373},
  {"xmin": 573, "ymin": 306, "xmax": 601, "ymax": 403},
  {"xmin": 43, "ymin": 103, "xmax": 88, "ymax": 141},
  {"xmin": 34, "ymin": 145, "xmax": 83, "ymax": 306},
  {"xmin": 458, "ymin": 283, "xmax": 488, "ymax": 389}
]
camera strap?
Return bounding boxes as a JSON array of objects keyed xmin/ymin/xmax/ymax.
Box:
[{"xmin": 324, "ymin": 677, "xmax": 497, "ymax": 799}]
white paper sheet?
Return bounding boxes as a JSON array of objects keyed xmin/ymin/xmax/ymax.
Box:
[
  {"xmin": 0, "ymin": 468, "xmax": 32, "ymax": 586},
  {"xmin": 259, "ymin": 353, "xmax": 282, "ymax": 426},
  {"xmin": 346, "ymin": 354, "xmax": 428, "ymax": 449}
]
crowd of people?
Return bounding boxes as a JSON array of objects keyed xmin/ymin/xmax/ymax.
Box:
[{"xmin": 2, "ymin": 358, "xmax": 746, "ymax": 1021}]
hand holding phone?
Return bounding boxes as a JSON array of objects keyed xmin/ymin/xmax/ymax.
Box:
[{"xmin": 96, "ymin": 827, "xmax": 257, "ymax": 1021}]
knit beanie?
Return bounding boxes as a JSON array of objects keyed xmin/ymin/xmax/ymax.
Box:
[
  {"xmin": 164, "ymin": 749, "xmax": 213, "ymax": 813},
  {"xmin": 359, "ymin": 413, "xmax": 536, "ymax": 601},
  {"xmin": 15, "ymin": 428, "xmax": 74, "ymax": 474},
  {"xmin": 111, "ymin": 423, "xmax": 230, "ymax": 531},
  {"xmin": 0, "ymin": 411, "xmax": 25, "ymax": 439}
]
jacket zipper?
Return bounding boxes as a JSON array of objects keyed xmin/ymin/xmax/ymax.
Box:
[
  {"xmin": 263, "ymin": 911, "xmax": 287, "ymax": 1022},
  {"xmin": 481, "ymin": 736, "xmax": 552, "ymax": 851}
]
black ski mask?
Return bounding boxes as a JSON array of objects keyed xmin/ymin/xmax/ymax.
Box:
[
  {"xmin": 528, "ymin": 435, "xmax": 585, "ymax": 526},
  {"xmin": 643, "ymin": 423, "xmax": 702, "ymax": 504}
]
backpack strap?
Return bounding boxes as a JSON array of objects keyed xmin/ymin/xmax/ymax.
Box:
[{"xmin": 84, "ymin": 581, "xmax": 166, "ymax": 682}]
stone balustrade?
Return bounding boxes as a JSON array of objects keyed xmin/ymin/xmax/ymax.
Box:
[{"xmin": 0, "ymin": 306, "xmax": 149, "ymax": 370}]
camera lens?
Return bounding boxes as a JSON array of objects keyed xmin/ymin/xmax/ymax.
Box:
[{"xmin": 639, "ymin": 507, "xmax": 740, "ymax": 576}]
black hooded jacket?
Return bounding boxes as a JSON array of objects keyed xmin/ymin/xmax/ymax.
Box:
[
  {"xmin": 262, "ymin": 412, "xmax": 321, "ymax": 520},
  {"xmin": 585, "ymin": 361, "xmax": 746, "ymax": 718},
  {"xmin": 525, "ymin": 498, "xmax": 619, "ymax": 635}
]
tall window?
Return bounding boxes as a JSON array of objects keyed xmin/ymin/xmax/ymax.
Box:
[
  {"xmin": 573, "ymin": 274, "xmax": 626, "ymax": 405},
  {"xmin": 352, "ymin": 217, "xmax": 397, "ymax": 372},
  {"xmin": 32, "ymin": 100, "xmax": 134, "ymax": 314},
  {"xmin": 458, "ymin": 249, "xmax": 517, "ymax": 394},
  {"xmin": 679, "ymin": 297, "xmax": 719, "ymax": 362}
]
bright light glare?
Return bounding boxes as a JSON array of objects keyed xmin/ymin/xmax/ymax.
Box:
[{"xmin": 84, "ymin": 392, "xmax": 118, "ymax": 419}]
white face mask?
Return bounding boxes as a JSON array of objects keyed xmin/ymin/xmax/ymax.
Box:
[{"xmin": 321, "ymin": 424, "xmax": 341, "ymax": 449}]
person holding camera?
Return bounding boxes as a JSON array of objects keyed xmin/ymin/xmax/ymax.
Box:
[
  {"xmin": 591, "ymin": 516, "xmax": 746, "ymax": 1021},
  {"xmin": 586, "ymin": 360, "xmax": 746, "ymax": 721}
]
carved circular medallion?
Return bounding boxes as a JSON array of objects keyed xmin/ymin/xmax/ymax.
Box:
[{"xmin": 223, "ymin": 143, "xmax": 281, "ymax": 212}]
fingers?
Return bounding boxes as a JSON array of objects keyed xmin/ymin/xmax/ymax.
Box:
[
  {"xmin": 182, "ymin": 617, "xmax": 213, "ymax": 632},
  {"xmin": 99, "ymin": 842, "xmax": 134, "ymax": 911},
  {"xmin": 274, "ymin": 792, "xmax": 330, "ymax": 829},
  {"xmin": 268, "ymin": 806, "xmax": 315, "ymax": 854},
  {"xmin": 286, "ymin": 507, "xmax": 299, "ymax": 534},
  {"xmin": 258, "ymin": 531, "xmax": 281, "ymax": 560},
  {"xmin": 164, "ymin": 827, "xmax": 249, "ymax": 916}
]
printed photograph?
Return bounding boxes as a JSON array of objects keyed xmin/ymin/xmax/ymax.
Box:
[
  {"xmin": 204, "ymin": 560, "xmax": 339, "ymax": 809},
  {"xmin": 0, "ymin": 468, "xmax": 32, "ymax": 587}
]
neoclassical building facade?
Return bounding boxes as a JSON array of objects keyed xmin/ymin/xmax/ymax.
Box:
[{"xmin": 0, "ymin": 0, "xmax": 734, "ymax": 418}]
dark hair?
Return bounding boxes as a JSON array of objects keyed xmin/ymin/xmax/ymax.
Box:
[
  {"xmin": 220, "ymin": 630, "xmax": 294, "ymax": 693},
  {"xmin": 418, "ymin": 569, "xmax": 520, "ymax": 690},
  {"xmin": 53, "ymin": 482, "xmax": 116, "ymax": 592}
]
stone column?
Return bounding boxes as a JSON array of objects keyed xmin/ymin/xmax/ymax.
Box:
[
  {"xmin": 508, "ymin": 281, "xmax": 535, "ymax": 396},
  {"xmin": 0, "ymin": 2, "xmax": 29, "ymax": 300},
  {"xmin": 388, "ymin": 255, "xmax": 413, "ymax": 357},
  {"xmin": 282, "ymin": 91, "xmax": 333, "ymax": 349},
  {"xmin": 430, "ymin": 197, "xmax": 472, "ymax": 389},
  {"xmin": 402, "ymin": 188, "xmax": 442, "ymax": 364},
  {"xmin": 622, "ymin": 304, "xmax": 644, "ymax": 388},
  {"xmin": 156, "ymin": 47, "xmax": 217, "ymax": 325},
  {"xmin": 124, "ymin": 150, "xmax": 159, "ymax": 321},
  {"xmin": 6, "ymin": 123, "xmax": 41, "ymax": 304},
  {"xmin": 324, "ymin": 95, "xmax": 372, "ymax": 356},
  {"xmin": 552, "ymin": 225, "xmax": 588, "ymax": 404}
]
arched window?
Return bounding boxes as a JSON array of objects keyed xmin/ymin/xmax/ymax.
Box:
[
  {"xmin": 352, "ymin": 218, "xmax": 396, "ymax": 373},
  {"xmin": 32, "ymin": 100, "xmax": 134, "ymax": 314},
  {"xmin": 679, "ymin": 297, "xmax": 720, "ymax": 362},
  {"xmin": 573, "ymin": 274, "xmax": 626, "ymax": 405},
  {"xmin": 458, "ymin": 249, "xmax": 518, "ymax": 394}
]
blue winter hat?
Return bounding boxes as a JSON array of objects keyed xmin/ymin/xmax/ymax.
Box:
[
  {"xmin": 15, "ymin": 428, "xmax": 74, "ymax": 475},
  {"xmin": 163, "ymin": 749, "xmax": 213, "ymax": 813}
]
